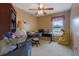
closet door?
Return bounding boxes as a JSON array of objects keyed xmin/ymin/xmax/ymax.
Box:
[{"xmin": 0, "ymin": 4, "xmax": 11, "ymax": 39}]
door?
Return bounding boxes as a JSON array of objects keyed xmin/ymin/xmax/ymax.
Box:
[{"xmin": 71, "ymin": 17, "xmax": 79, "ymax": 55}]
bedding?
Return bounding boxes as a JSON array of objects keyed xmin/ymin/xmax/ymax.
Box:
[
  {"xmin": 0, "ymin": 45, "xmax": 17, "ymax": 55},
  {"xmin": 0, "ymin": 36, "xmax": 26, "ymax": 55}
]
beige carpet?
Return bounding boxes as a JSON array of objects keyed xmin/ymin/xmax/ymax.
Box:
[{"xmin": 32, "ymin": 39, "xmax": 74, "ymax": 56}]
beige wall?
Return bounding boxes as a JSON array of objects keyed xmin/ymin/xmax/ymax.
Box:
[
  {"xmin": 70, "ymin": 3, "xmax": 79, "ymax": 55},
  {"xmin": 37, "ymin": 16, "xmax": 52, "ymax": 30},
  {"xmin": 13, "ymin": 6, "xmax": 37, "ymax": 35}
]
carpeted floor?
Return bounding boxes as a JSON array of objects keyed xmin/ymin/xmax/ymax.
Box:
[{"xmin": 32, "ymin": 39, "xmax": 74, "ymax": 56}]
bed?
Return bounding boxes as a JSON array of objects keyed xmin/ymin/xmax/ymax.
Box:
[{"xmin": 0, "ymin": 36, "xmax": 26, "ymax": 56}]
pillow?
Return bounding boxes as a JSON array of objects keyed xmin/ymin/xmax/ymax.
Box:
[
  {"xmin": 3, "ymin": 36, "xmax": 8, "ymax": 40},
  {"xmin": 12, "ymin": 35, "xmax": 16, "ymax": 39},
  {"xmin": 4, "ymin": 32, "xmax": 13, "ymax": 38}
]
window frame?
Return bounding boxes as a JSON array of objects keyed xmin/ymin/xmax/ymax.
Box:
[{"xmin": 51, "ymin": 15, "xmax": 65, "ymax": 36}]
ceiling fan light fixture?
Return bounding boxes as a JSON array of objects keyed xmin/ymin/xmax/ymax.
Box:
[
  {"xmin": 29, "ymin": 3, "xmax": 54, "ymax": 16},
  {"xmin": 40, "ymin": 4, "xmax": 44, "ymax": 8},
  {"xmin": 37, "ymin": 10, "xmax": 43, "ymax": 14},
  {"xmin": 38, "ymin": 10, "xmax": 40, "ymax": 14},
  {"xmin": 36, "ymin": 10, "xmax": 44, "ymax": 16},
  {"xmin": 40, "ymin": 10, "xmax": 43, "ymax": 14}
]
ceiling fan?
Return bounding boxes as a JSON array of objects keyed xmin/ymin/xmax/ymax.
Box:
[{"xmin": 29, "ymin": 3, "xmax": 54, "ymax": 15}]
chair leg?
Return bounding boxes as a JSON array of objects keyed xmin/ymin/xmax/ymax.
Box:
[
  {"xmin": 36, "ymin": 43, "xmax": 38, "ymax": 47},
  {"xmin": 32, "ymin": 40, "xmax": 40, "ymax": 47},
  {"xmin": 35, "ymin": 41, "xmax": 40, "ymax": 47},
  {"xmin": 38, "ymin": 41, "xmax": 40, "ymax": 45}
]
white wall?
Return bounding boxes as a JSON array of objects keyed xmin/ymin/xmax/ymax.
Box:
[{"xmin": 70, "ymin": 3, "xmax": 79, "ymax": 55}]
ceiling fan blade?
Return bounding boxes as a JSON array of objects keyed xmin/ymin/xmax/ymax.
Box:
[
  {"xmin": 43, "ymin": 8, "xmax": 54, "ymax": 10},
  {"xmin": 29, "ymin": 9, "xmax": 39, "ymax": 10},
  {"xmin": 43, "ymin": 11, "xmax": 47, "ymax": 15},
  {"xmin": 35, "ymin": 12, "xmax": 38, "ymax": 15},
  {"xmin": 29, "ymin": 8, "xmax": 53, "ymax": 10}
]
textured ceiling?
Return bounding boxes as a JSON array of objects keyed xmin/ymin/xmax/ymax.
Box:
[{"xmin": 13, "ymin": 3, "xmax": 72, "ymax": 16}]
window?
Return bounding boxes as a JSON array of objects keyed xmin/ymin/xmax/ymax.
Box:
[{"xmin": 52, "ymin": 16, "xmax": 64, "ymax": 36}]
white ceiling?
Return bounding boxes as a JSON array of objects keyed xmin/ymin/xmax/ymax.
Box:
[{"xmin": 12, "ymin": 3, "xmax": 72, "ymax": 16}]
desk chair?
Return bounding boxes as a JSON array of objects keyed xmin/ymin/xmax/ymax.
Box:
[{"xmin": 32, "ymin": 32, "xmax": 42, "ymax": 47}]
